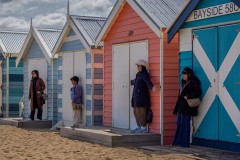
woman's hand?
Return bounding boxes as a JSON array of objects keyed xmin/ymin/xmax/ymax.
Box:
[
  {"xmin": 37, "ymin": 91, "xmax": 41, "ymax": 94},
  {"xmin": 184, "ymin": 96, "xmax": 188, "ymax": 100},
  {"xmin": 152, "ymin": 86, "xmax": 157, "ymax": 92}
]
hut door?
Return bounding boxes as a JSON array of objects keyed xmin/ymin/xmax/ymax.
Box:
[
  {"xmin": 62, "ymin": 53, "xmax": 74, "ymax": 127},
  {"xmin": 28, "ymin": 59, "xmax": 48, "ymax": 120},
  {"xmin": 193, "ymin": 23, "xmax": 240, "ymax": 143},
  {"xmin": 62, "ymin": 51, "xmax": 86, "ymax": 127},
  {"xmin": 112, "ymin": 41, "xmax": 148, "ymax": 130},
  {"xmin": 73, "ymin": 51, "xmax": 86, "ymax": 126},
  {"xmin": 112, "ymin": 43, "xmax": 130, "ymax": 129},
  {"xmin": 129, "ymin": 41, "xmax": 148, "ymax": 130},
  {"xmin": 218, "ymin": 24, "xmax": 240, "ymax": 143}
]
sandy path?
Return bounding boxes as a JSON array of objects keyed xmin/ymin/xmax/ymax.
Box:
[{"xmin": 0, "ymin": 125, "xmax": 197, "ymax": 160}]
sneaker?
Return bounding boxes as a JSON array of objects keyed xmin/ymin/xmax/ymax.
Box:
[
  {"xmin": 131, "ymin": 127, "xmax": 141, "ymax": 133},
  {"xmin": 135, "ymin": 128, "xmax": 148, "ymax": 133}
]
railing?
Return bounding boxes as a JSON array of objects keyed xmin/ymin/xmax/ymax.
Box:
[{"xmin": 19, "ymin": 96, "xmax": 24, "ymax": 117}]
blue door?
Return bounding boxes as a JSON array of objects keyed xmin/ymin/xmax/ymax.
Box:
[
  {"xmin": 218, "ymin": 23, "xmax": 240, "ymax": 143},
  {"xmin": 193, "ymin": 27, "xmax": 219, "ymax": 140},
  {"xmin": 193, "ymin": 23, "xmax": 240, "ymax": 143}
]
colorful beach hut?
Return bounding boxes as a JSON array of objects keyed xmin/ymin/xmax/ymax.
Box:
[
  {"xmin": 96, "ymin": 0, "xmax": 186, "ymax": 144},
  {"xmin": 53, "ymin": 12, "xmax": 106, "ymax": 127},
  {"xmin": 0, "ymin": 31, "xmax": 27, "ymax": 117},
  {"xmin": 167, "ymin": 0, "xmax": 240, "ymax": 151},
  {"xmin": 16, "ymin": 25, "xmax": 61, "ymax": 124}
]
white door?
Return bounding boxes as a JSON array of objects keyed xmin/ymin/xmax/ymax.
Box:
[
  {"xmin": 112, "ymin": 41, "xmax": 148, "ymax": 130},
  {"xmin": 0, "ymin": 61, "xmax": 2, "ymax": 114},
  {"xmin": 62, "ymin": 51, "xmax": 86, "ymax": 127},
  {"xmin": 62, "ymin": 53, "xmax": 74, "ymax": 126},
  {"xmin": 28, "ymin": 59, "xmax": 48, "ymax": 120},
  {"xmin": 73, "ymin": 51, "xmax": 86, "ymax": 125},
  {"xmin": 129, "ymin": 41, "xmax": 148, "ymax": 130},
  {"xmin": 112, "ymin": 44, "xmax": 130, "ymax": 129}
]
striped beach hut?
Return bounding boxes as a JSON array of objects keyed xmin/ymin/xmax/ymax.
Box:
[
  {"xmin": 0, "ymin": 31, "xmax": 27, "ymax": 117},
  {"xmin": 96, "ymin": 0, "xmax": 186, "ymax": 144},
  {"xmin": 16, "ymin": 25, "xmax": 61, "ymax": 124},
  {"xmin": 167, "ymin": 0, "xmax": 240, "ymax": 152},
  {"xmin": 53, "ymin": 12, "xmax": 106, "ymax": 127}
]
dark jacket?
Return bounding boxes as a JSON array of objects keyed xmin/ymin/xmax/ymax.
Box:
[
  {"xmin": 70, "ymin": 84, "xmax": 83, "ymax": 104},
  {"xmin": 131, "ymin": 70, "xmax": 154, "ymax": 108},
  {"xmin": 173, "ymin": 78, "xmax": 202, "ymax": 116},
  {"xmin": 29, "ymin": 78, "xmax": 46, "ymax": 110}
]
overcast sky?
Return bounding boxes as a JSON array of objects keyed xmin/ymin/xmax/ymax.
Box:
[{"xmin": 0, "ymin": 0, "xmax": 117, "ymax": 32}]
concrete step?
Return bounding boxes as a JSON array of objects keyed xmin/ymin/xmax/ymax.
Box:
[
  {"xmin": 60, "ymin": 126, "xmax": 161, "ymax": 147},
  {"xmin": 0, "ymin": 118, "xmax": 52, "ymax": 129}
]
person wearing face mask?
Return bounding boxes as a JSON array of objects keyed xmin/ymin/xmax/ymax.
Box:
[
  {"xmin": 131, "ymin": 59, "xmax": 157, "ymax": 133},
  {"xmin": 29, "ymin": 70, "xmax": 46, "ymax": 121},
  {"xmin": 172, "ymin": 67, "xmax": 202, "ymax": 147}
]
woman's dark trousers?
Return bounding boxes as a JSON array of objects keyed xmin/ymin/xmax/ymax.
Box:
[
  {"xmin": 30, "ymin": 106, "xmax": 42, "ymax": 120},
  {"xmin": 172, "ymin": 113, "xmax": 191, "ymax": 147}
]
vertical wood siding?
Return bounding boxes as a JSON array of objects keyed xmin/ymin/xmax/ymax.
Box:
[
  {"xmin": 0, "ymin": 53, "xmax": 23, "ymax": 117},
  {"xmin": 163, "ymin": 30, "xmax": 179, "ymax": 144},
  {"xmin": 92, "ymin": 49, "xmax": 104, "ymax": 126}
]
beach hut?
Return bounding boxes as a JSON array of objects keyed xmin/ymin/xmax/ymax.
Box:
[
  {"xmin": 95, "ymin": 0, "xmax": 186, "ymax": 144},
  {"xmin": 0, "ymin": 31, "xmax": 27, "ymax": 117},
  {"xmin": 167, "ymin": 0, "xmax": 240, "ymax": 151},
  {"xmin": 53, "ymin": 10, "xmax": 106, "ymax": 127},
  {"xmin": 16, "ymin": 24, "xmax": 61, "ymax": 124}
]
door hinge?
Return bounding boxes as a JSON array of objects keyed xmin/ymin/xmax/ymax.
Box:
[{"xmin": 192, "ymin": 34, "xmax": 199, "ymax": 41}]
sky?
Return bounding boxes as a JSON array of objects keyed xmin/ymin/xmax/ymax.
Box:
[{"xmin": 0, "ymin": 0, "xmax": 117, "ymax": 32}]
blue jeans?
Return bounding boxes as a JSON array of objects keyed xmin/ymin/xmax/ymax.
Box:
[{"xmin": 172, "ymin": 113, "xmax": 191, "ymax": 147}]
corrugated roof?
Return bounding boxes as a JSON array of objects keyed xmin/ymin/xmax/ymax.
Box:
[
  {"xmin": 0, "ymin": 31, "xmax": 27, "ymax": 54},
  {"xmin": 37, "ymin": 28, "xmax": 62, "ymax": 51},
  {"xmin": 71, "ymin": 16, "xmax": 106, "ymax": 46},
  {"xmin": 135, "ymin": 0, "xmax": 187, "ymax": 27}
]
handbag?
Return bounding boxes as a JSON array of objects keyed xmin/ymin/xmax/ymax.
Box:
[
  {"xmin": 40, "ymin": 93, "xmax": 48, "ymax": 105},
  {"xmin": 146, "ymin": 108, "xmax": 153, "ymax": 123},
  {"xmin": 181, "ymin": 81, "xmax": 201, "ymax": 108},
  {"xmin": 187, "ymin": 98, "xmax": 201, "ymax": 108}
]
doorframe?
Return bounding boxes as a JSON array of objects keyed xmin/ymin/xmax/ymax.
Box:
[
  {"xmin": 112, "ymin": 40, "xmax": 149, "ymax": 129},
  {"xmin": 61, "ymin": 50, "xmax": 87, "ymax": 126},
  {"xmin": 28, "ymin": 58, "xmax": 48, "ymax": 120}
]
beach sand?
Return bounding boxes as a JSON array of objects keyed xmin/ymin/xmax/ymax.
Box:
[{"xmin": 0, "ymin": 125, "xmax": 197, "ymax": 160}]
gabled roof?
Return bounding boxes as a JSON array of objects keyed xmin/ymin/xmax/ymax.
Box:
[
  {"xmin": 95, "ymin": 0, "xmax": 186, "ymax": 45},
  {"xmin": 0, "ymin": 31, "xmax": 27, "ymax": 57},
  {"xmin": 136, "ymin": 0, "xmax": 187, "ymax": 28},
  {"xmin": 37, "ymin": 28, "xmax": 62, "ymax": 51},
  {"xmin": 167, "ymin": 0, "xmax": 240, "ymax": 43},
  {"xmin": 71, "ymin": 16, "xmax": 106, "ymax": 46},
  {"xmin": 53, "ymin": 15, "xmax": 106, "ymax": 55},
  {"xmin": 16, "ymin": 27, "xmax": 61, "ymax": 67}
]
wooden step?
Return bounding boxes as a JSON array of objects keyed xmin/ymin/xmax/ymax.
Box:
[
  {"xmin": 0, "ymin": 118, "xmax": 52, "ymax": 129},
  {"xmin": 60, "ymin": 126, "xmax": 161, "ymax": 147}
]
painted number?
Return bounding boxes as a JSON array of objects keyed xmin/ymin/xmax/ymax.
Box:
[{"xmin": 225, "ymin": 3, "xmax": 239, "ymax": 13}]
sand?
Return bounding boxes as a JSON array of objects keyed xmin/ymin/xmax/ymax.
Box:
[{"xmin": 0, "ymin": 125, "xmax": 198, "ymax": 160}]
